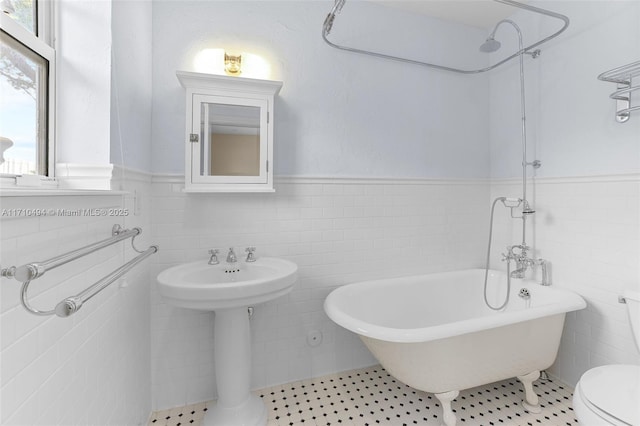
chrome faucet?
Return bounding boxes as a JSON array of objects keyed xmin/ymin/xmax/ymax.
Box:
[
  {"xmin": 226, "ymin": 247, "xmax": 237, "ymax": 263},
  {"xmin": 208, "ymin": 249, "xmax": 220, "ymax": 265},
  {"xmin": 503, "ymin": 244, "xmax": 535, "ymax": 278}
]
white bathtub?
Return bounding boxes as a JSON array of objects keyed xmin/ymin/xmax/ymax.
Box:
[{"xmin": 324, "ymin": 269, "xmax": 586, "ymax": 426}]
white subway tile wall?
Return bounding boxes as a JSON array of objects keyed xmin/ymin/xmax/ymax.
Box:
[
  {"xmin": 2, "ymin": 174, "xmax": 637, "ymax": 420},
  {"xmin": 490, "ymin": 176, "xmax": 640, "ymax": 385},
  {"xmin": 149, "ymin": 177, "xmax": 491, "ymax": 410},
  {"xmin": 0, "ymin": 173, "xmax": 153, "ymax": 425}
]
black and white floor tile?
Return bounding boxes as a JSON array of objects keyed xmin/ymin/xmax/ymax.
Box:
[{"xmin": 148, "ymin": 365, "xmax": 577, "ymax": 426}]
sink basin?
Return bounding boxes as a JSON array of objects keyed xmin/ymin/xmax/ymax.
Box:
[
  {"xmin": 156, "ymin": 256, "xmax": 298, "ymax": 426},
  {"xmin": 157, "ymin": 257, "xmax": 298, "ymax": 310}
]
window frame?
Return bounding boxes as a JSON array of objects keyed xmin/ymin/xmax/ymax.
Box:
[{"xmin": 0, "ymin": 0, "xmax": 56, "ymax": 178}]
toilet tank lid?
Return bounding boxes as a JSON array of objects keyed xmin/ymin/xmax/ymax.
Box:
[{"xmin": 580, "ymin": 364, "xmax": 640, "ymax": 426}]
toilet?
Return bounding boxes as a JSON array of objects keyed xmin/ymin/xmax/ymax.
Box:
[{"xmin": 573, "ymin": 290, "xmax": 640, "ymax": 426}]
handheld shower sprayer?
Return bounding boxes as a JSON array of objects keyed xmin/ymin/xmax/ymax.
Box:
[
  {"xmin": 483, "ymin": 196, "xmax": 536, "ymax": 311},
  {"xmin": 497, "ymin": 197, "xmax": 535, "ymax": 218},
  {"xmin": 500, "ymin": 197, "xmax": 522, "ymax": 208}
]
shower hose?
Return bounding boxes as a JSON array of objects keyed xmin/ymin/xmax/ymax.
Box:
[{"xmin": 483, "ymin": 197, "xmax": 513, "ymax": 311}]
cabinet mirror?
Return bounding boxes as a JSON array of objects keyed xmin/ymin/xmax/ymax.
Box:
[
  {"xmin": 178, "ymin": 71, "xmax": 282, "ymax": 192},
  {"xmin": 195, "ymin": 98, "xmax": 266, "ymax": 181}
]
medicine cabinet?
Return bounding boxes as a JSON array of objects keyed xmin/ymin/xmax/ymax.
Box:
[{"xmin": 177, "ymin": 71, "xmax": 283, "ymax": 192}]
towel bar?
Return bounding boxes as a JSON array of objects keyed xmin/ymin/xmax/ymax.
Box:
[
  {"xmin": 1, "ymin": 224, "xmax": 158, "ymax": 317},
  {"xmin": 12, "ymin": 224, "xmax": 141, "ymax": 282},
  {"xmin": 51, "ymin": 245, "xmax": 158, "ymax": 317}
]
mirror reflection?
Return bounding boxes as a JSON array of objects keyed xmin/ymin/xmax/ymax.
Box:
[{"xmin": 200, "ymin": 103, "xmax": 260, "ymax": 176}]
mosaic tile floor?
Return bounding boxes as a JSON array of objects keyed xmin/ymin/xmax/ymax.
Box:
[{"xmin": 149, "ymin": 365, "xmax": 577, "ymax": 426}]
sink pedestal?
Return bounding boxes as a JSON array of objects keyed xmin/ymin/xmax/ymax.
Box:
[
  {"xmin": 156, "ymin": 257, "xmax": 298, "ymax": 425},
  {"xmin": 203, "ymin": 307, "xmax": 267, "ymax": 426}
]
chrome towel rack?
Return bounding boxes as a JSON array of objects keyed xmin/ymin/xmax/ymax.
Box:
[
  {"xmin": 598, "ymin": 60, "xmax": 640, "ymax": 123},
  {"xmin": 1, "ymin": 224, "xmax": 158, "ymax": 318}
]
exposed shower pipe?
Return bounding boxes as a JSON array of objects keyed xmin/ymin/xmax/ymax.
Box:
[
  {"xmin": 322, "ymin": 0, "xmax": 570, "ymax": 75},
  {"xmin": 480, "ymin": 19, "xmax": 536, "ymax": 249},
  {"xmin": 479, "ymin": 20, "xmax": 541, "ymax": 290}
]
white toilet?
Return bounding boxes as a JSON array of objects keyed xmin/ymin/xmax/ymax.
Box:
[{"xmin": 573, "ymin": 290, "xmax": 640, "ymax": 426}]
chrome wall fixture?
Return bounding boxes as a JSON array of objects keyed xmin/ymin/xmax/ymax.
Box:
[
  {"xmin": 1, "ymin": 224, "xmax": 158, "ymax": 318},
  {"xmin": 322, "ymin": 0, "xmax": 564, "ymax": 311},
  {"xmin": 322, "ymin": 0, "xmax": 570, "ymax": 74},
  {"xmin": 598, "ymin": 60, "xmax": 640, "ymax": 123}
]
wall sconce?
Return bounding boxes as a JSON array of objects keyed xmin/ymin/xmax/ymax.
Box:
[
  {"xmin": 224, "ymin": 52, "xmax": 242, "ymax": 75},
  {"xmin": 194, "ymin": 49, "xmax": 271, "ymax": 79}
]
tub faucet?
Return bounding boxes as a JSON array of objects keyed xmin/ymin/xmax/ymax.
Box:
[
  {"xmin": 226, "ymin": 247, "xmax": 237, "ymax": 264},
  {"xmin": 504, "ymin": 245, "xmax": 535, "ymax": 278}
]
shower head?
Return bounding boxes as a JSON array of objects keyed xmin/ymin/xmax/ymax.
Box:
[
  {"xmin": 479, "ymin": 37, "xmax": 501, "ymax": 53},
  {"xmin": 480, "ymin": 19, "xmax": 523, "ymax": 54}
]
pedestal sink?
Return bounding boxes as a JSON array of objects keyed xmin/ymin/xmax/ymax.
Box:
[{"xmin": 157, "ymin": 257, "xmax": 298, "ymax": 426}]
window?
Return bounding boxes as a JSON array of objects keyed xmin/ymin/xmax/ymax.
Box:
[{"xmin": 0, "ymin": 0, "xmax": 54, "ymax": 176}]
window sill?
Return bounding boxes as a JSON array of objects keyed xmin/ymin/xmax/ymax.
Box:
[{"xmin": 0, "ymin": 163, "xmax": 116, "ymax": 196}]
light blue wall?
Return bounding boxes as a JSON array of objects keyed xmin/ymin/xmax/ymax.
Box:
[
  {"xmin": 151, "ymin": 1, "xmax": 492, "ymax": 178},
  {"xmin": 110, "ymin": 0, "xmax": 153, "ymax": 173},
  {"xmin": 112, "ymin": 1, "xmax": 639, "ymax": 178},
  {"xmin": 488, "ymin": 1, "xmax": 640, "ymax": 178}
]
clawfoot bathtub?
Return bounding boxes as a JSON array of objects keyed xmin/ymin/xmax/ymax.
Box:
[{"xmin": 324, "ymin": 269, "xmax": 585, "ymax": 426}]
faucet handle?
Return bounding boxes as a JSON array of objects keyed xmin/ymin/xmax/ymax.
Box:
[
  {"xmin": 208, "ymin": 249, "xmax": 220, "ymax": 265},
  {"xmin": 245, "ymin": 246, "xmax": 257, "ymax": 262}
]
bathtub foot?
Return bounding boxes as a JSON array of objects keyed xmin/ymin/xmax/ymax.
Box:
[
  {"xmin": 517, "ymin": 371, "xmax": 542, "ymax": 414},
  {"xmin": 435, "ymin": 390, "xmax": 459, "ymax": 426}
]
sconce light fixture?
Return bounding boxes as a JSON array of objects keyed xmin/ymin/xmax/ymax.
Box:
[
  {"xmin": 194, "ymin": 48, "xmax": 271, "ymax": 79},
  {"xmin": 224, "ymin": 52, "xmax": 242, "ymax": 75}
]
